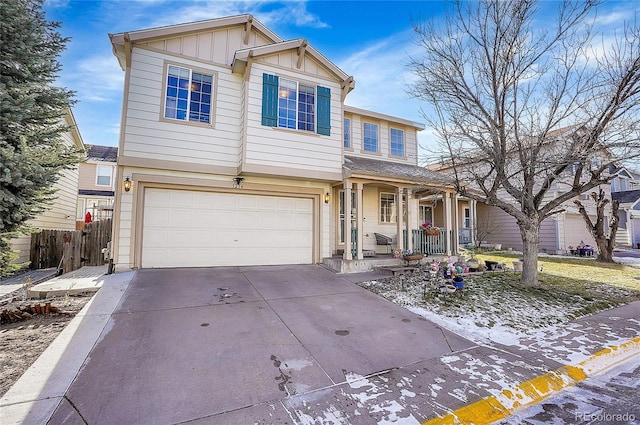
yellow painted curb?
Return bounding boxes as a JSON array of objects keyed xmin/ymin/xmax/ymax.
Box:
[{"xmin": 423, "ymin": 336, "xmax": 640, "ymax": 425}]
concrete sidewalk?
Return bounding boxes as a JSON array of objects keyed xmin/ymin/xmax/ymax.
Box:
[
  {"xmin": 0, "ymin": 268, "xmax": 134, "ymax": 425},
  {"xmin": 1, "ymin": 266, "xmax": 638, "ymax": 425}
]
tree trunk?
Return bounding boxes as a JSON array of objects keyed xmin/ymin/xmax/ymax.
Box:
[
  {"xmin": 519, "ymin": 222, "xmax": 540, "ymax": 286},
  {"xmin": 574, "ymin": 189, "xmax": 619, "ymax": 264}
]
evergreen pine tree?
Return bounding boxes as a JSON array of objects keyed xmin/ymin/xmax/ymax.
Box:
[{"xmin": 0, "ymin": 0, "xmax": 81, "ymax": 275}]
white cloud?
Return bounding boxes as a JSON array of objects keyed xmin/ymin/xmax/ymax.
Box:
[
  {"xmin": 137, "ymin": 0, "xmax": 328, "ymax": 31},
  {"xmin": 61, "ymin": 55, "xmax": 124, "ymax": 103},
  {"xmin": 336, "ymin": 29, "xmax": 439, "ymax": 156}
]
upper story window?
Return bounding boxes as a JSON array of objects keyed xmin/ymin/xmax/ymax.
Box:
[
  {"xmin": 164, "ymin": 65, "xmax": 213, "ymax": 124},
  {"xmin": 363, "ymin": 122, "xmax": 379, "ymax": 153},
  {"xmin": 278, "ymin": 78, "xmax": 315, "ymax": 131},
  {"xmin": 96, "ymin": 165, "xmax": 112, "ymax": 186},
  {"xmin": 344, "ymin": 118, "xmax": 351, "ymax": 149},
  {"xmin": 261, "ymin": 73, "xmax": 331, "ymax": 136},
  {"xmin": 390, "ymin": 128, "xmax": 405, "ymax": 157},
  {"xmin": 620, "ymin": 177, "xmax": 629, "ymax": 191}
]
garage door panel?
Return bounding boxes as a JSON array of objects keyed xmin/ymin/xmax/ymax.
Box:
[{"xmin": 142, "ymin": 188, "xmax": 313, "ymax": 268}]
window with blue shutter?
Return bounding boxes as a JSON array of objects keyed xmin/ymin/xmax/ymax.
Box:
[
  {"xmin": 317, "ymin": 86, "xmax": 331, "ymax": 136},
  {"xmin": 261, "ymin": 73, "xmax": 279, "ymax": 126}
]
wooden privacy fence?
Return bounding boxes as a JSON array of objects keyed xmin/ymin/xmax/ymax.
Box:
[{"xmin": 30, "ymin": 219, "xmax": 112, "ymax": 274}]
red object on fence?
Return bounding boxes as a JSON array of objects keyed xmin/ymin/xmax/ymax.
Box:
[{"xmin": 85, "ymin": 211, "xmax": 92, "ymax": 223}]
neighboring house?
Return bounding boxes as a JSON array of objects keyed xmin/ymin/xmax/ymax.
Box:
[
  {"xmin": 76, "ymin": 145, "xmax": 118, "ymax": 230},
  {"xmin": 611, "ymin": 166, "xmax": 640, "ymax": 248},
  {"xmin": 431, "ymin": 127, "xmax": 612, "ymax": 254},
  {"xmin": 10, "ymin": 109, "xmax": 85, "ymax": 265},
  {"xmin": 475, "ymin": 196, "xmax": 603, "ymax": 254},
  {"xmin": 108, "ymin": 14, "xmax": 461, "ymax": 270}
]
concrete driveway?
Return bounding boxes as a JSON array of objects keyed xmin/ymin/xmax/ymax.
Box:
[{"xmin": 45, "ymin": 265, "xmax": 472, "ymax": 424}]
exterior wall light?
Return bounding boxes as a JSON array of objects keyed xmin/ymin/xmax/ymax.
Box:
[
  {"xmin": 123, "ymin": 177, "xmax": 132, "ymax": 192},
  {"xmin": 324, "ymin": 192, "xmax": 330, "ymax": 204},
  {"xmin": 233, "ymin": 176, "xmax": 245, "ymax": 188}
]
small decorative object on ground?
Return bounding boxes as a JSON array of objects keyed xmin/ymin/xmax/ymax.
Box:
[
  {"xmin": 575, "ymin": 242, "xmax": 594, "ymax": 257},
  {"xmin": 513, "ymin": 259, "xmax": 524, "ymax": 272},
  {"xmin": 403, "ymin": 253, "xmax": 424, "ymax": 262},
  {"xmin": 453, "ymin": 275, "xmax": 464, "ymax": 289},
  {"xmin": 421, "ymin": 221, "xmax": 441, "ymax": 236}
]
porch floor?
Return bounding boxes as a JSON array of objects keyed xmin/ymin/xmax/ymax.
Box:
[{"xmin": 323, "ymin": 253, "xmax": 455, "ymax": 274}]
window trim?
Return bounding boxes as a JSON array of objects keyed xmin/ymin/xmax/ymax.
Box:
[
  {"xmin": 277, "ymin": 77, "xmax": 316, "ymax": 132},
  {"xmin": 463, "ymin": 207, "xmax": 471, "ymax": 228},
  {"xmin": 362, "ymin": 122, "xmax": 380, "ymax": 154},
  {"xmin": 95, "ymin": 165, "xmax": 113, "ymax": 187},
  {"xmin": 159, "ymin": 61, "xmax": 218, "ymax": 128},
  {"xmin": 379, "ymin": 191, "xmax": 397, "ymax": 224},
  {"xmin": 389, "ymin": 127, "xmax": 405, "ymax": 158},
  {"xmin": 343, "ymin": 117, "xmax": 352, "ymax": 150},
  {"xmin": 261, "ymin": 73, "xmax": 331, "ymax": 136}
]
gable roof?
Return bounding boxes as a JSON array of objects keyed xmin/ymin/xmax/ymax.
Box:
[
  {"xmin": 109, "ymin": 14, "xmax": 282, "ymax": 70},
  {"xmin": 232, "ymin": 39, "xmax": 354, "ymax": 92},
  {"xmin": 86, "ymin": 145, "xmax": 118, "ymax": 162}
]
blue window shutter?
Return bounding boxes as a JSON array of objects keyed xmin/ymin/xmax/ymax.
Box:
[
  {"xmin": 261, "ymin": 73, "xmax": 278, "ymax": 127},
  {"xmin": 317, "ymin": 86, "xmax": 331, "ymax": 136}
]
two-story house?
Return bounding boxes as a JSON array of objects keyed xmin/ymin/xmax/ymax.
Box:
[
  {"xmin": 430, "ymin": 126, "xmax": 616, "ymax": 254},
  {"xmin": 611, "ymin": 166, "xmax": 640, "ymax": 248},
  {"xmin": 9, "ymin": 109, "xmax": 85, "ymax": 266},
  {"xmin": 108, "ymin": 14, "xmax": 460, "ymax": 271},
  {"xmin": 76, "ymin": 145, "xmax": 118, "ymax": 229}
]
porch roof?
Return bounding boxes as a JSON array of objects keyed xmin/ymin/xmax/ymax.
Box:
[
  {"xmin": 612, "ymin": 189, "xmax": 640, "ymax": 205},
  {"xmin": 343, "ymin": 156, "xmax": 453, "ymax": 187}
]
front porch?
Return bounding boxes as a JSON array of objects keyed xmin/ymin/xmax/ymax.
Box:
[{"xmin": 322, "ymin": 252, "xmax": 455, "ymax": 274}]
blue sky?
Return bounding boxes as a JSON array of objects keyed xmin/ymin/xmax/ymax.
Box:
[{"xmin": 42, "ymin": 0, "xmax": 638, "ymax": 159}]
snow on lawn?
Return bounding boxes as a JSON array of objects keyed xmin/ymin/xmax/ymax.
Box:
[{"xmin": 357, "ymin": 271, "xmax": 639, "ymax": 353}]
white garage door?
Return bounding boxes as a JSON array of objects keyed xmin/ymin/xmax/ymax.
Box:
[
  {"xmin": 142, "ymin": 188, "xmax": 314, "ymax": 268},
  {"xmin": 565, "ymin": 213, "xmax": 596, "ymax": 247}
]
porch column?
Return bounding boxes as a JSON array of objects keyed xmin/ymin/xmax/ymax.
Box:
[
  {"xmin": 452, "ymin": 193, "xmax": 460, "ymax": 254},
  {"xmin": 406, "ymin": 189, "xmax": 414, "ymax": 252},
  {"xmin": 343, "ymin": 180, "xmax": 352, "ymax": 260},
  {"xmin": 443, "ymin": 192, "xmax": 453, "ymax": 255},
  {"xmin": 470, "ymin": 199, "xmax": 477, "ymax": 247},
  {"xmin": 396, "ymin": 186, "xmax": 404, "ymax": 251},
  {"xmin": 355, "ymin": 182, "xmax": 364, "ymax": 260}
]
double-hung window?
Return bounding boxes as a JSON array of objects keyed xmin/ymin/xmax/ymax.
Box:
[
  {"xmin": 164, "ymin": 65, "xmax": 213, "ymax": 124},
  {"xmin": 96, "ymin": 165, "xmax": 112, "ymax": 187},
  {"xmin": 261, "ymin": 73, "xmax": 331, "ymax": 135},
  {"xmin": 344, "ymin": 118, "xmax": 351, "ymax": 149},
  {"xmin": 390, "ymin": 128, "xmax": 405, "ymax": 157},
  {"xmin": 363, "ymin": 123, "xmax": 378, "ymax": 153}
]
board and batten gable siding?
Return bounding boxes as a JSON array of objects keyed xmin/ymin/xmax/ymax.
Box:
[
  {"xmin": 122, "ymin": 47, "xmax": 243, "ymax": 168},
  {"xmin": 257, "ymin": 52, "xmax": 336, "ymax": 80},
  {"xmin": 242, "ymin": 62, "xmax": 343, "ymax": 175},
  {"xmin": 344, "ymin": 112, "xmax": 419, "ymax": 165},
  {"xmin": 144, "ymin": 26, "xmax": 274, "ymax": 68}
]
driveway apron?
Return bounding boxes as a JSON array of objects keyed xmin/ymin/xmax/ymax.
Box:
[{"xmin": 49, "ymin": 265, "xmax": 473, "ymax": 424}]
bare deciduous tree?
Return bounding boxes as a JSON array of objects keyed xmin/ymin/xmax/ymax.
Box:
[
  {"xmin": 574, "ymin": 188, "xmax": 620, "ymax": 262},
  {"xmin": 409, "ymin": 0, "xmax": 640, "ymax": 286}
]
